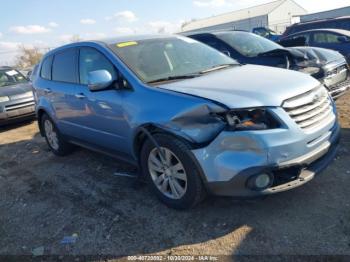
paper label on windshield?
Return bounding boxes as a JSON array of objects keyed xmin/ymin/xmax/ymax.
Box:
[
  {"xmin": 116, "ymin": 41, "xmax": 138, "ymax": 48},
  {"xmin": 5, "ymin": 70, "xmax": 18, "ymax": 76}
]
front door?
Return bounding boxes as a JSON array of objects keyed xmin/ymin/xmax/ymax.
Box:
[{"xmin": 76, "ymin": 47, "xmax": 130, "ymax": 154}]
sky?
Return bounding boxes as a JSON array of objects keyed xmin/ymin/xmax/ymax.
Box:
[{"xmin": 1, "ymin": 0, "xmax": 349, "ymax": 65}]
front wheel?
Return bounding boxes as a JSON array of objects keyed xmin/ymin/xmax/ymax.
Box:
[
  {"xmin": 140, "ymin": 134, "xmax": 206, "ymax": 209},
  {"xmin": 41, "ymin": 114, "xmax": 74, "ymax": 156}
]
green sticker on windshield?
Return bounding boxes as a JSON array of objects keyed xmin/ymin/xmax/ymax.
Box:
[{"xmin": 116, "ymin": 41, "xmax": 138, "ymax": 48}]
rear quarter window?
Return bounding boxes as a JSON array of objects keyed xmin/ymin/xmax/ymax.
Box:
[
  {"xmin": 52, "ymin": 48, "xmax": 78, "ymax": 83},
  {"xmin": 40, "ymin": 56, "xmax": 53, "ymax": 80}
]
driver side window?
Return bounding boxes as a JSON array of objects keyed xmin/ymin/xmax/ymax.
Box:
[{"xmin": 79, "ymin": 47, "xmax": 117, "ymax": 85}]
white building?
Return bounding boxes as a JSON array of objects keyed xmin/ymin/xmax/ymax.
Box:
[{"xmin": 182, "ymin": 0, "xmax": 307, "ymax": 34}]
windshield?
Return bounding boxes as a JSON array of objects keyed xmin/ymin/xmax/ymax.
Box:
[
  {"xmin": 109, "ymin": 36, "xmax": 238, "ymax": 83},
  {"xmin": 217, "ymin": 32, "xmax": 283, "ymax": 57},
  {"xmin": 0, "ymin": 69, "xmax": 28, "ymax": 87}
]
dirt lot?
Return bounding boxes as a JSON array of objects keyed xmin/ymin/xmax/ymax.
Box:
[{"xmin": 0, "ymin": 93, "xmax": 350, "ymax": 259}]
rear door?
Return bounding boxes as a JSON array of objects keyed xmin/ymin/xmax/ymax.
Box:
[{"xmin": 50, "ymin": 48, "xmax": 88, "ymax": 138}]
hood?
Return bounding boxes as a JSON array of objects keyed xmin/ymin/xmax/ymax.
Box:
[
  {"xmin": 287, "ymin": 46, "xmax": 345, "ymax": 66},
  {"xmin": 0, "ymin": 82, "xmax": 33, "ymax": 98},
  {"xmin": 158, "ymin": 65, "xmax": 320, "ymax": 108}
]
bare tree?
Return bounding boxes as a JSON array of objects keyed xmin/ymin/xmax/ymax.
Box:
[{"xmin": 15, "ymin": 45, "xmax": 43, "ymax": 69}]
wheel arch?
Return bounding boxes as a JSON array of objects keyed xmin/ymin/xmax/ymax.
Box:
[
  {"xmin": 133, "ymin": 123, "xmax": 210, "ymax": 184},
  {"xmin": 133, "ymin": 123, "xmax": 194, "ymax": 161},
  {"xmin": 37, "ymin": 108, "xmax": 48, "ymax": 136}
]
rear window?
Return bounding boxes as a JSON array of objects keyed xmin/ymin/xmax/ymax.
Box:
[
  {"xmin": 52, "ymin": 48, "xmax": 78, "ymax": 83},
  {"xmin": 41, "ymin": 56, "xmax": 53, "ymax": 80}
]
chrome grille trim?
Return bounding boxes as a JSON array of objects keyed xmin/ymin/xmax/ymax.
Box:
[
  {"xmin": 283, "ymin": 86, "xmax": 335, "ymax": 131},
  {"xmin": 5, "ymin": 101, "xmax": 35, "ymax": 111}
]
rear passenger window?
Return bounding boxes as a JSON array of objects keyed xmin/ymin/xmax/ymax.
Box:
[
  {"xmin": 79, "ymin": 47, "xmax": 117, "ymax": 85},
  {"xmin": 41, "ymin": 56, "xmax": 53, "ymax": 80},
  {"xmin": 314, "ymin": 33, "xmax": 341, "ymax": 44},
  {"xmin": 52, "ymin": 48, "xmax": 78, "ymax": 83}
]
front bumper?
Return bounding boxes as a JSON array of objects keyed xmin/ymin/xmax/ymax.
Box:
[
  {"xmin": 0, "ymin": 97, "xmax": 36, "ymax": 125},
  {"xmin": 192, "ymin": 108, "xmax": 340, "ymax": 197},
  {"xmin": 327, "ymin": 77, "xmax": 350, "ymax": 100},
  {"xmin": 323, "ymin": 60, "xmax": 350, "ymax": 100}
]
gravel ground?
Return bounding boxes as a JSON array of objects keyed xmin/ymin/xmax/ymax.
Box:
[{"xmin": 0, "ymin": 93, "xmax": 349, "ymax": 259}]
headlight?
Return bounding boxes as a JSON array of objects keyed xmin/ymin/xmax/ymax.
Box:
[
  {"xmin": 224, "ymin": 108, "xmax": 280, "ymax": 131},
  {"xmin": 0, "ymin": 96, "xmax": 10, "ymax": 103}
]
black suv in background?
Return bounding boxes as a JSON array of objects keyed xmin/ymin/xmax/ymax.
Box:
[
  {"xmin": 283, "ymin": 16, "xmax": 350, "ymax": 38},
  {"xmin": 186, "ymin": 31, "xmax": 350, "ymax": 99}
]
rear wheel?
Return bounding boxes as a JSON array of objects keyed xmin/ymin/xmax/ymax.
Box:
[
  {"xmin": 41, "ymin": 114, "xmax": 74, "ymax": 156},
  {"xmin": 140, "ymin": 134, "xmax": 206, "ymax": 209}
]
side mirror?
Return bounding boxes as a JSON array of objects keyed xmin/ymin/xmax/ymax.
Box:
[
  {"xmin": 338, "ymin": 36, "xmax": 349, "ymax": 43},
  {"xmin": 88, "ymin": 70, "xmax": 116, "ymax": 91}
]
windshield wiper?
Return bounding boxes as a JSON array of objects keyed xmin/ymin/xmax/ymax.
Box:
[
  {"xmin": 147, "ymin": 73, "xmax": 201, "ymax": 84},
  {"xmin": 199, "ymin": 63, "xmax": 237, "ymax": 74}
]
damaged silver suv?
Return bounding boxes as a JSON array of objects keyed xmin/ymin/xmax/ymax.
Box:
[{"xmin": 33, "ymin": 35, "xmax": 340, "ymax": 209}]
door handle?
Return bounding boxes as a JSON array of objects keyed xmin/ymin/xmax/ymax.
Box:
[
  {"xmin": 75, "ymin": 93, "xmax": 86, "ymax": 99},
  {"xmin": 44, "ymin": 88, "xmax": 52, "ymax": 94}
]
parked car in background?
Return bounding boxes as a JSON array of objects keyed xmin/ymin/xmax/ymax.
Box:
[
  {"xmin": 252, "ymin": 27, "xmax": 281, "ymax": 41},
  {"xmin": 186, "ymin": 31, "xmax": 350, "ymax": 99},
  {"xmin": 282, "ymin": 16, "xmax": 350, "ymax": 38},
  {"xmin": 279, "ymin": 29, "xmax": 350, "ymax": 65},
  {"xmin": 33, "ymin": 35, "xmax": 339, "ymax": 209},
  {"xmin": 0, "ymin": 67, "xmax": 35, "ymax": 125},
  {"xmin": 19, "ymin": 67, "xmax": 33, "ymax": 80}
]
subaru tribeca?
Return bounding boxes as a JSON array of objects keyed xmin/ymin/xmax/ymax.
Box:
[{"xmin": 33, "ymin": 35, "xmax": 340, "ymax": 209}]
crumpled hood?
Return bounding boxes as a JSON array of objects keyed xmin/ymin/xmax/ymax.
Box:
[
  {"xmin": 0, "ymin": 82, "xmax": 33, "ymax": 98},
  {"xmin": 158, "ymin": 65, "xmax": 320, "ymax": 108},
  {"xmin": 287, "ymin": 46, "xmax": 345, "ymax": 66}
]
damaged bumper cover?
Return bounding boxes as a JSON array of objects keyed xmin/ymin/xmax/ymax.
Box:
[{"xmin": 191, "ymin": 107, "xmax": 340, "ymax": 197}]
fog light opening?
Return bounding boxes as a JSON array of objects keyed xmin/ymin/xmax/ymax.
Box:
[{"xmin": 249, "ymin": 173, "xmax": 274, "ymax": 191}]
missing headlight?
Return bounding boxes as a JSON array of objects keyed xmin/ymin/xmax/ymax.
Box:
[{"xmin": 224, "ymin": 108, "xmax": 280, "ymax": 131}]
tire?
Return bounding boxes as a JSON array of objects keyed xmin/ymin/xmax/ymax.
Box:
[
  {"xmin": 140, "ymin": 134, "xmax": 206, "ymax": 209},
  {"xmin": 41, "ymin": 114, "xmax": 74, "ymax": 156}
]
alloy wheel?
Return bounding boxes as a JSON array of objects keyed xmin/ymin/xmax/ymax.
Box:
[
  {"xmin": 148, "ymin": 147, "xmax": 187, "ymax": 199},
  {"xmin": 44, "ymin": 119, "xmax": 59, "ymax": 150}
]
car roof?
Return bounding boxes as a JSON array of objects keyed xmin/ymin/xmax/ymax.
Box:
[
  {"xmin": 292, "ymin": 16, "xmax": 350, "ymax": 26},
  {"xmin": 287, "ymin": 28, "xmax": 350, "ymax": 37},
  {"xmin": 184, "ymin": 30, "xmax": 252, "ymax": 37},
  {"xmin": 44, "ymin": 34, "xmax": 178, "ymax": 57},
  {"xmin": 0, "ymin": 66, "xmax": 13, "ymax": 70},
  {"xmin": 101, "ymin": 34, "xmax": 177, "ymax": 44}
]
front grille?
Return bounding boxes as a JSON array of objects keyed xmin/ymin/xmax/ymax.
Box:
[
  {"xmin": 324, "ymin": 64, "xmax": 349, "ymax": 88},
  {"xmin": 10, "ymin": 91, "xmax": 33, "ymax": 100},
  {"xmin": 283, "ymin": 86, "xmax": 335, "ymax": 131},
  {"xmin": 5, "ymin": 101, "xmax": 35, "ymax": 112},
  {"xmin": 326, "ymin": 65, "xmax": 348, "ymax": 78},
  {"xmin": 329, "ymin": 78, "xmax": 350, "ymax": 93}
]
